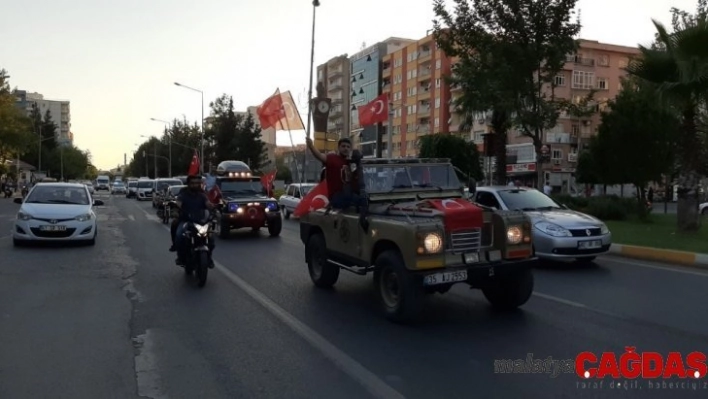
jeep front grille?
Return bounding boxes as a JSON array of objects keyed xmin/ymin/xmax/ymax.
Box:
[{"xmin": 448, "ymin": 228, "xmax": 482, "ymax": 253}]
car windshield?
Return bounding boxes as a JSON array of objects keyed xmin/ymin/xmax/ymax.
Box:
[
  {"xmin": 128, "ymin": 182, "xmax": 137, "ymax": 187},
  {"xmin": 157, "ymin": 180, "xmax": 182, "ymax": 190},
  {"xmin": 218, "ymin": 179, "xmax": 263, "ymax": 196},
  {"xmin": 137, "ymin": 181, "xmax": 153, "ymax": 188},
  {"xmin": 496, "ymin": 189, "xmax": 562, "ymax": 211},
  {"xmin": 26, "ymin": 186, "xmax": 90, "ymax": 205},
  {"xmin": 362, "ymin": 164, "xmax": 461, "ymax": 193},
  {"xmin": 113, "ymin": 183, "xmax": 124, "ymax": 187}
]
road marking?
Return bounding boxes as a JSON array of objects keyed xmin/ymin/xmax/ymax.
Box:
[
  {"xmin": 601, "ymin": 256, "xmax": 708, "ymax": 278},
  {"xmin": 135, "ymin": 205, "xmax": 405, "ymax": 399},
  {"xmin": 532, "ymin": 292, "xmax": 587, "ymax": 308},
  {"xmin": 214, "ymin": 260, "xmax": 406, "ymax": 399},
  {"xmin": 128, "ymin": 214, "xmax": 135, "ymax": 221}
]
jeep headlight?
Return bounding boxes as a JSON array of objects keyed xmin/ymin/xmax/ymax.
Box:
[
  {"xmin": 600, "ymin": 223, "xmax": 610, "ymax": 235},
  {"xmin": 265, "ymin": 202, "xmax": 278, "ymax": 212},
  {"xmin": 418, "ymin": 232, "xmax": 443, "ymax": 254},
  {"xmin": 75, "ymin": 213, "xmax": 93, "ymax": 222},
  {"xmin": 534, "ymin": 221, "xmax": 571, "ymax": 237},
  {"xmin": 506, "ymin": 226, "xmax": 523, "ymax": 244}
]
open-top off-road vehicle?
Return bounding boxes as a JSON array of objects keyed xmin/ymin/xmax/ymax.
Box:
[
  {"xmin": 212, "ymin": 160, "xmax": 282, "ymax": 238},
  {"xmin": 299, "ymin": 158, "xmax": 538, "ymax": 323}
]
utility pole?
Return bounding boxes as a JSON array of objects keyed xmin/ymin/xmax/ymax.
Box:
[{"xmin": 153, "ymin": 142, "xmax": 157, "ymax": 178}]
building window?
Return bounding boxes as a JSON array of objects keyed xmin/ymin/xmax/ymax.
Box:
[
  {"xmin": 435, "ymin": 59, "xmax": 441, "ymax": 69},
  {"xmin": 571, "ymin": 124, "xmax": 580, "ymax": 135},
  {"xmin": 394, "ymin": 74, "xmax": 402, "ymax": 84},
  {"xmin": 618, "ymin": 58, "xmax": 628, "ymax": 68},
  {"xmin": 598, "ymin": 54, "xmax": 610, "ymax": 66},
  {"xmin": 394, "ymin": 91, "xmax": 402, "ymax": 101},
  {"xmin": 435, "ymin": 78, "xmax": 441, "ymax": 88},
  {"xmin": 435, "ymin": 98, "xmax": 441, "ymax": 108},
  {"xmin": 572, "ymin": 70, "xmax": 595, "ymax": 89},
  {"xmin": 434, "ymin": 118, "xmax": 440, "ymax": 127},
  {"xmin": 407, "ymin": 87, "xmax": 417, "ymax": 97},
  {"xmin": 551, "ymin": 148, "xmax": 563, "ymax": 160},
  {"xmin": 597, "ymin": 78, "xmax": 608, "ymax": 90},
  {"xmin": 395, "ymin": 108, "xmax": 402, "ymax": 117},
  {"xmin": 554, "ymin": 74, "xmax": 565, "ymax": 86}
]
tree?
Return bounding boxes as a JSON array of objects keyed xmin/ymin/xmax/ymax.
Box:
[
  {"xmin": 45, "ymin": 146, "xmax": 90, "ymax": 180},
  {"xmin": 0, "ymin": 69, "xmax": 32, "ymax": 165},
  {"xmin": 205, "ymin": 94, "xmax": 268, "ymax": 171},
  {"xmin": 163, "ymin": 117, "xmax": 201, "ymax": 176},
  {"xmin": 275, "ymin": 155, "xmax": 293, "ymax": 183},
  {"xmin": 418, "ymin": 134, "xmax": 483, "ymax": 181},
  {"xmin": 433, "ymin": 0, "xmax": 581, "ymax": 184},
  {"xmin": 625, "ymin": 1, "xmax": 708, "ymax": 231}
]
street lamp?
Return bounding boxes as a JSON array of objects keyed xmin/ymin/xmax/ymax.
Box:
[
  {"xmin": 173, "ymin": 82, "xmax": 204, "ymax": 174},
  {"xmin": 150, "ymin": 118, "xmax": 172, "ymax": 176}
]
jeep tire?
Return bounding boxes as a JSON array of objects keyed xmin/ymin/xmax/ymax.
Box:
[
  {"xmin": 375, "ymin": 250, "xmax": 423, "ymax": 323},
  {"xmin": 482, "ymin": 268, "xmax": 534, "ymax": 310},
  {"xmin": 307, "ymin": 234, "xmax": 339, "ymax": 288},
  {"xmin": 268, "ymin": 217, "xmax": 282, "ymax": 237}
]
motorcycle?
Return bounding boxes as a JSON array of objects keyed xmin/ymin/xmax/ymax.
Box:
[
  {"xmin": 3, "ymin": 186, "xmax": 12, "ymax": 198},
  {"xmin": 21, "ymin": 185, "xmax": 28, "ymax": 198},
  {"xmin": 167, "ymin": 201, "xmax": 215, "ymax": 287},
  {"xmin": 156, "ymin": 199, "xmax": 171, "ymax": 224}
]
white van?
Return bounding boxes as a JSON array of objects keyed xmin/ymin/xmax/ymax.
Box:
[{"xmin": 96, "ymin": 175, "xmax": 110, "ymax": 191}]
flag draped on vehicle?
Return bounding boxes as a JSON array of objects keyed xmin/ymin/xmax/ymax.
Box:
[{"xmin": 293, "ymin": 180, "xmax": 329, "ymax": 217}]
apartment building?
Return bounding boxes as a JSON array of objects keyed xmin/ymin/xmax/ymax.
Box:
[
  {"xmin": 316, "ymin": 55, "xmax": 351, "ymax": 150},
  {"xmin": 381, "ymin": 33, "xmax": 454, "ymax": 158},
  {"xmin": 14, "ymin": 90, "xmax": 72, "ymax": 146},
  {"xmin": 349, "ymin": 38, "xmax": 414, "ymax": 158},
  {"xmin": 457, "ymin": 39, "xmax": 641, "ymax": 188}
]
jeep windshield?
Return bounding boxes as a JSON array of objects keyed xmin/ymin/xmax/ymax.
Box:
[
  {"xmin": 363, "ymin": 164, "xmax": 461, "ymax": 193},
  {"xmin": 218, "ymin": 179, "xmax": 263, "ymax": 196}
]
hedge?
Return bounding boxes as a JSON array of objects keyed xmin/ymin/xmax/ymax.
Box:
[{"xmin": 551, "ymin": 194, "xmax": 646, "ymax": 221}]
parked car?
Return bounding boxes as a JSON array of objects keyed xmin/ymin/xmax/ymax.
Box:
[
  {"xmin": 12, "ymin": 183, "xmax": 104, "ymax": 246},
  {"xmin": 472, "ymin": 186, "xmax": 612, "ymax": 263},
  {"xmin": 278, "ymin": 183, "xmax": 316, "ymax": 219},
  {"xmin": 84, "ymin": 181, "xmax": 95, "ymax": 195},
  {"xmin": 136, "ymin": 180, "xmax": 154, "ymax": 201},
  {"xmin": 126, "ymin": 181, "xmax": 138, "ymax": 198},
  {"xmin": 111, "ymin": 182, "xmax": 127, "ymax": 195}
]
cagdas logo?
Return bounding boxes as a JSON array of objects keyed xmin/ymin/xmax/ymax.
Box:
[{"xmin": 576, "ymin": 347, "xmax": 707, "ymax": 379}]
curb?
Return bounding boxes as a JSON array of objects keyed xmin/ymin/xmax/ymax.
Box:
[{"xmin": 609, "ymin": 244, "xmax": 708, "ymax": 269}]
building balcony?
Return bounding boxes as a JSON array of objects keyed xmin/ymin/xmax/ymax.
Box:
[
  {"xmin": 382, "ymin": 67, "xmax": 391, "ymax": 78},
  {"xmin": 568, "ymin": 153, "xmax": 578, "ymax": 162},
  {"xmin": 417, "ymin": 89, "xmax": 431, "ymax": 98},
  {"xmin": 417, "ymin": 70, "xmax": 431, "ymax": 80},
  {"xmin": 330, "ymin": 109, "xmax": 342, "ymax": 117},
  {"xmin": 565, "ymin": 55, "xmax": 595, "ymax": 67},
  {"xmin": 328, "ymin": 69, "xmax": 343, "ymax": 78},
  {"xmin": 331, "ymin": 98, "xmax": 343, "ymax": 105},
  {"xmin": 328, "ymin": 83, "xmax": 343, "ymax": 91},
  {"xmin": 418, "ymin": 51, "xmax": 432, "ymax": 62},
  {"xmin": 417, "ymin": 106, "xmax": 430, "ymax": 114}
]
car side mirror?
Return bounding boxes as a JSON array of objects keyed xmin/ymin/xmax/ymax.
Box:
[
  {"xmin": 13, "ymin": 197, "xmax": 22, "ymax": 204},
  {"xmin": 93, "ymin": 199, "xmax": 104, "ymax": 206}
]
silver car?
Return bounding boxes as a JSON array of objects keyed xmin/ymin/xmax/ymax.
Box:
[
  {"xmin": 473, "ymin": 186, "xmax": 611, "ymax": 263},
  {"xmin": 278, "ymin": 183, "xmax": 316, "ymax": 219}
]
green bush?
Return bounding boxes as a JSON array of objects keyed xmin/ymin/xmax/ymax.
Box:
[
  {"xmin": 273, "ymin": 189, "xmax": 285, "ymax": 199},
  {"xmin": 551, "ymin": 194, "xmax": 640, "ymax": 221}
]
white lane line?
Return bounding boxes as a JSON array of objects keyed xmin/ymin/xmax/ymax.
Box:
[
  {"xmin": 532, "ymin": 292, "xmax": 587, "ymax": 309},
  {"xmin": 134, "ymin": 205, "xmax": 405, "ymax": 399},
  {"xmin": 128, "ymin": 215, "xmax": 135, "ymax": 221},
  {"xmin": 600, "ymin": 256, "xmax": 708, "ymax": 278}
]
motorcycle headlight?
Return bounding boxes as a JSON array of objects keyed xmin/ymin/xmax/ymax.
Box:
[
  {"xmin": 75, "ymin": 213, "xmax": 93, "ymax": 222},
  {"xmin": 17, "ymin": 211, "xmax": 32, "ymax": 221},
  {"xmin": 417, "ymin": 232, "xmax": 443, "ymax": 254},
  {"xmin": 600, "ymin": 223, "xmax": 610, "ymax": 235},
  {"xmin": 506, "ymin": 226, "xmax": 523, "ymax": 244},
  {"xmin": 534, "ymin": 221, "xmax": 572, "ymax": 237},
  {"xmin": 194, "ymin": 223, "xmax": 209, "ymax": 236}
]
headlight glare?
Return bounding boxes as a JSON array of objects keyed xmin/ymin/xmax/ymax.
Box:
[
  {"xmin": 422, "ymin": 232, "xmax": 443, "ymax": 253},
  {"xmin": 534, "ymin": 221, "xmax": 572, "ymax": 237},
  {"xmin": 506, "ymin": 226, "xmax": 523, "ymax": 244}
]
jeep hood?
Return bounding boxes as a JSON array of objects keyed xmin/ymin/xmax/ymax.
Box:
[
  {"xmin": 384, "ymin": 198, "xmax": 484, "ymax": 233},
  {"xmin": 223, "ymin": 194, "xmax": 274, "ymax": 203}
]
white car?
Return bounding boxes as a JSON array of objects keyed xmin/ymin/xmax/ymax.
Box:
[
  {"xmin": 12, "ymin": 183, "xmax": 104, "ymax": 246},
  {"xmin": 84, "ymin": 182, "xmax": 95, "ymax": 195},
  {"xmin": 700, "ymin": 201, "xmax": 707, "ymax": 216},
  {"xmin": 279, "ymin": 183, "xmax": 316, "ymax": 219},
  {"xmin": 136, "ymin": 179, "xmax": 154, "ymax": 201},
  {"xmin": 111, "ymin": 182, "xmax": 127, "ymax": 195}
]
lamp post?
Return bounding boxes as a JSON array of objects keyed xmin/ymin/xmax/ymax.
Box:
[
  {"xmin": 301, "ymin": 0, "xmax": 320, "ymax": 183},
  {"xmin": 140, "ymin": 135, "xmax": 158, "ymax": 178},
  {"xmin": 174, "ymin": 82, "xmax": 204, "ymax": 174},
  {"xmin": 150, "ymin": 118, "xmax": 171, "ymax": 176},
  {"xmin": 60, "ymin": 147, "xmax": 64, "ymax": 181}
]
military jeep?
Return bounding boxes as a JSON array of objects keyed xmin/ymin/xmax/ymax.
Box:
[{"xmin": 299, "ymin": 158, "xmax": 538, "ymax": 323}]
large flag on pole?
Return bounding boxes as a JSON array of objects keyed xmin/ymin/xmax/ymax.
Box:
[
  {"xmin": 257, "ymin": 89, "xmax": 285, "ymax": 130},
  {"xmin": 187, "ymin": 150, "xmax": 200, "ymax": 175},
  {"xmin": 357, "ymin": 93, "xmax": 389, "ymax": 127},
  {"xmin": 275, "ymin": 91, "xmax": 305, "ymax": 131}
]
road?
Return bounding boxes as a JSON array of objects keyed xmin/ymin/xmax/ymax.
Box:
[{"xmin": 1, "ymin": 194, "xmax": 707, "ymax": 398}]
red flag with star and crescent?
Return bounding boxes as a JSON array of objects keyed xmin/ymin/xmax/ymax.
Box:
[
  {"xmin": 257, "ymin": 89, "xmax": 285, "ymax": 130},
  {"xmin": 260, "ymin": 169, "xmax": 277, "ymax": 197},
  {"xmin": 357, "ymin": 93, "xmax": 389, "ymax": 127},
  {"xmin": 188, "ymin": 150, "xmax": 200, "ymax": 175},
  {"xmin": 293, "ymin": 180, "xmax": 329, "ymax": 217}
]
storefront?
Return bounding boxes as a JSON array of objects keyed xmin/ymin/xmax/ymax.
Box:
[{"xmin": 506, "ymin": 162, "xmax": 538, "ymax": 187}]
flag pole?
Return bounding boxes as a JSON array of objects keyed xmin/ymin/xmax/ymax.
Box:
[
  {"xmin": 302, "ymin": 0, "xmax": 320, "ymax": 183},
  {"xmin": 277, "ymin": 92, "xmax": 302, "ymax": 184}
]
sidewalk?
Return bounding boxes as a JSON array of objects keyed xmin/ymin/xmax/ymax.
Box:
[{"xmin": 609, "ymin": 244, "xmax": 708, "ymax": 269}]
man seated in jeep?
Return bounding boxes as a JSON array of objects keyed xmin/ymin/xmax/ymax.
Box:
[{"xmin": 306, "ymin": 136, "xmax": 369, "ymax": 231}]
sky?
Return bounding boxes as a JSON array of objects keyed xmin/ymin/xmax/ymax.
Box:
[{"xmin": 0, "ymin": 0, "xmax": 698, "ymax": 170}]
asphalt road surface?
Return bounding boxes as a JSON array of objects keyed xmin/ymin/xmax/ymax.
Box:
[{"xmin": 1, "ymin": 193, "xmax": 707, "ymax": 398}]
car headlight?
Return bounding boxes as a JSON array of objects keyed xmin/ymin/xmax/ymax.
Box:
[
  {"xmin": 534, "ymin": 221, "xmax": 572, "ymax": 237},
  {"xmin": 506, "ymin": 226, "xmax": 523, "ymax": 244},
  {"xmin": 75, "ymin": 213, "xmax": 93, "ymax": 222},
  {"xmin": 600, "ymin": 224, "xmax": 610, "ymax": 235},
  {"xmin": 418, "ymin": 232, "xmax": 443, "ymax": 254},
  {"xmin": 17, "ymin": 211, "xmax": 32, "ymax": 221}
]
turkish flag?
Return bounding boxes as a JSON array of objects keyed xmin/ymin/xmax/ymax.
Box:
[
  {"xmin": 257, "ymin": 89, "xmax": 285, "ymax": 130},
  {"xmin": 293, "ymin": 180, "xmax": 329, "ymax": 217},
  {"xmin": 260, "ymin": 169, "xmax": 277, "ymax": 196},
  {"xmin": 207, "ymin": 184, "xmax": 222, "ymax": 204},
  {"xmin": 357, "ymin": 94, "xmax": 389, "ymax": 127},
  {"xmin": 188, "ymin": 150, "xmax": 200, "ymax": 175},
  {"xmin": 426, "ymin": 198, "xmax": 484, "ymax": 234}
]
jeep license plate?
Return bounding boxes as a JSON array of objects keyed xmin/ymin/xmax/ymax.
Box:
[
  {"xmin": 578, "ymin": 240, "xmax": 601, "ymax": 250},
  {"xmin": 463, "ymin": 252, "xmax": 479, "ymax": 264},
  {"xmin": 423, "ymin": 271, "xmax": 468, "ymax": 286}
]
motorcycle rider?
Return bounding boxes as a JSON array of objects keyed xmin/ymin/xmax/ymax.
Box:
[{"xmin": 173, "ymin": 175, "xmax": 215, "ymax": 268}]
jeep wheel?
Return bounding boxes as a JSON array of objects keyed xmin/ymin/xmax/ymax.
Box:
[
  {"xmin": 482, "ymin": 269, "xmax": 534, "ymax": 310},
  {"xmin": 268, "ymin": 217, "xmax": 282, "ymax": 237},
  {"xmin": 307, "ymin": 234, "xmax": 339, "ymax": 288},
  {"xmin": 375, "ymin": 250, "xmax": 422, "ymax": 323}
]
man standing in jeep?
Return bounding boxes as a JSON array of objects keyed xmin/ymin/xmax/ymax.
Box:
[{"xmin": 305, "ymin": 136, "xmax": 368, "ymax": 230}]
